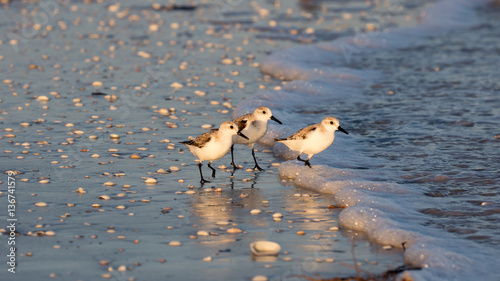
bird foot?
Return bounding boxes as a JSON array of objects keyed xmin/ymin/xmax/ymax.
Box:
[{"xmin": 253, "ymin": 165, "xmax": 265, "ymax": 172}]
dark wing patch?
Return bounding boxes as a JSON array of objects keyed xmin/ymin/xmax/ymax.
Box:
[
  {"xmin": 180, "ymin": 131, "xmax": 212, "ymax": 148},
  {"xmin": 288, "ymin": 124, "xmax": 318, "ymax": 140},
  {"xmin": 233, "ymin": 113, "xmax": 251, "ymax": 131}
]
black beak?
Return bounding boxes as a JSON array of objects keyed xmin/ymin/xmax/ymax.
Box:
[
  {"xmin": 237, "ymin": 130, "xmax": 249, "ymax": 140},
  {"xmin": 338, "ymin": 126, "xmax": 348, "ymax": 135},
  {"xmin": 270, "ymin": 115, "xmax": 282, "ymax": 124}
]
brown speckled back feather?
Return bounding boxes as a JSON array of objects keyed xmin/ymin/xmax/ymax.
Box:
[{"xmin": 180, "ymin": 131, "xmax": 214, "ymax": 148}]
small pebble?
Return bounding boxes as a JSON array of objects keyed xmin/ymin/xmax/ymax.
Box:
[
  {"xmin": 226, "ymin": 228, "xmax": 243, "ymax": 234},
  {"xmin": 216, "ymin": 220, "xmax": 229, "ymax": 226},
  {"xmin": 197, "ymin": 230, "xmax": 209, "ymax": 236},
  {"xmin": 145, "ymin": 178, "xmax": 157, "ymax": 184},
  {"xmin": 36, "ymin": 95, "xmax": 50, "ymax": 101},
  {"xmin": 35, "ymin": 202, "xmax": 47, "ymax": 207},
  {"xmin": 169, "ymin": 241, "xmax": 182, "ymax": 246},
  {"xmin": 170, "ymin": 82, "xmax": 183, "ymax": 89},
  {"xmin": 76, "ymin": 188, "xmax": 86, "ymax": 194},
  {"xmin": 250, "ymin": 209, "xmax": 262, "ymax": 215},
  {"xmin": 252, "ymin": 276, "xmax": 268, "ymax": 281},
  {"xmin": 297, "ymin": 231, "xmax": 306, "ymax": 236},
  {"xmin": 117, "ymin": 265, "xmax": 126, "ymax": 272}
]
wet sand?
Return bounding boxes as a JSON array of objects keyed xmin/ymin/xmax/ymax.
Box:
[{"xmin": 0, "ymin": 1, "xmax": 427, "ymax": 280}]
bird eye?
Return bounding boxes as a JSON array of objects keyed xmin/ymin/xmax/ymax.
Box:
[
  {"xmin": 230, "ymin": 125, "xmax": 234, "ymax": 129},
  {"xmin": 330, "ymin": 121, "xmax": 333, "ymax": 125},
  {"xmin": 263, "ymin": 111, "xmax": 266, "ymax": 114}
]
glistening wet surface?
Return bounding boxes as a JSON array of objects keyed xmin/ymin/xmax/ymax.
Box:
[
  {"xmin": 346, "ymin": 4, "xmax": 500, "ymax": 245},
  {"xmin": 0, "ymin": 0, "xmax": 429, "ymax": 280}
]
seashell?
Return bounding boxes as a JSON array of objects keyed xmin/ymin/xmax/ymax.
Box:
[
  {"xmin": 250, "ymin": 209, "xmax": 262, "ymax": 215},
  {"xmin": 34, "ymin": 202, "xmax": 47, "ymax": 207},
  {"xmin": 145, "ymin": 178, "xmax": 157, "ymax": 184},
  {"xmin": 226, "ymin": 228, "xmax": 242, "ymax": 234},
  {"xmin": 250, "ymin": 241, "xmax": 281, "ymax": 256},
  {"xmin": 169, "ymin": 241, "xmax": 182, "ymax": 246}
]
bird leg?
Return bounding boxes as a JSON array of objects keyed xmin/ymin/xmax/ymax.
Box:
[
  {"xmin": 297, "ymin": 155, "xmax": 312, "ymax": 168},
  {"xmin": 230, "ymin": 145, "xmax": 240, "ymax": 170},
  {"xmin": 207, "ymin": 161, "xmax": 216, "ymax": 178},
  {"xmin": 252, "ymin": 148, "xmax": 264, "ymax": 171},
  {"xmin": 198, "ymin": 163, "xmax": 210, "ymax": 184}
]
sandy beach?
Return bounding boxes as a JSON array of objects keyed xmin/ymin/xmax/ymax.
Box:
[{"xmin": 0, "ymin": 0, "xmax": 471, "ymax": 280}]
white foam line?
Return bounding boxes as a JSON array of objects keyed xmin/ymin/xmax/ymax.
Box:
[{"xmin": 234, "ymin": 0, "xmax": 499, "ymax": 280}]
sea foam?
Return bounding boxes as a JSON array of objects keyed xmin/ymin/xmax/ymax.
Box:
[{"xmin": 234, "ymin": 0, "xmax": 499, "ymax": 280}]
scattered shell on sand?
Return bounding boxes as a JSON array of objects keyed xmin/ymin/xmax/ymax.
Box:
[
  {"xmin": 221, "ymin": 58, "xmax": 234, "ymax": 65},
  {"xmin": 117, "ymin": 265, "xmax": 127, "ymax": 272},
  {"xmin": 272, "ymin": 213, "xmax": 283, "ymax": 218},
  {"xmin": 252, "ymin": 276, "xmax": 268, "ymax": 281},
  {"xmin": 36, "ymin": 95, "xmax": 50, "ymax": 101},
  {"xmin": 145, "ymin": 178, "xmax": 157, "ymax": 184},
  {"xmin": 170, "ymin": 82, "xmax": 183, "ymax": 89},
  {"xmin": 297, "ymin": 231, "xmax": 306, "ymax": 236},
  {"xmin": 250, "ymin": 241, "xmax": 281, "ymax": 256},
  {"xmin": 226, "ymin": 228, "xmax": 243, "ymax": 234},
  {"xmin": 250, "ymin": 209, "xmax": 262, "ymax": 215},
  {"xmin": 169, "ymin": 241, "xmax": 182, "ymax": 246},
  {"xmin": 34, "ymin": 202, "xmax": 47, "ymax": 207},
  {"xmin": 39, "ymin": 179, "xmax": 50, "ymax": 184},
  {"xmin": 75, "ymin": 187, "xmax": 86, "ymax": 194},
  {"xmin": 197, "ymin": 230, "xmax": 209, "ymax": 236},
  {"xmin": 99, "ymin": 195, "xmax": 110, "ymax": 200},
  {"xmin": 203, "ymin": 256, "xmax": 212, "ymax": 262},
  {"xmin": 103, "ymin": 182, "xmax": 115, "ymax": 186},
  {"xmin": 169, "ymin": 166, "xmax": 180, "ymax": 172},
  {"xmin": 216, "ymin": 220, "xmax": 230, "ymax": 226}
]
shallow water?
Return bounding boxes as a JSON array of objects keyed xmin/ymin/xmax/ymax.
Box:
[
  {"xmin": 252, "ymin": 0, "xmax": 500, "ymax": 280},
  {"xmin": 351, "ymin": 6, "xmax": 500, "ymax": 245}
]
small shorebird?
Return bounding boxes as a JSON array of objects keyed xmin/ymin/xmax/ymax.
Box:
[
  {"xmin": 180, "ymin": 121, "xmax": 248, "ymax": 184},
  {"xmin": 231, "ymin": 106, "xmax": 282, "ymax": 171},
  {"xmin": 274, "ymin": 116, "xmax": 348, "ymax": 168}
]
